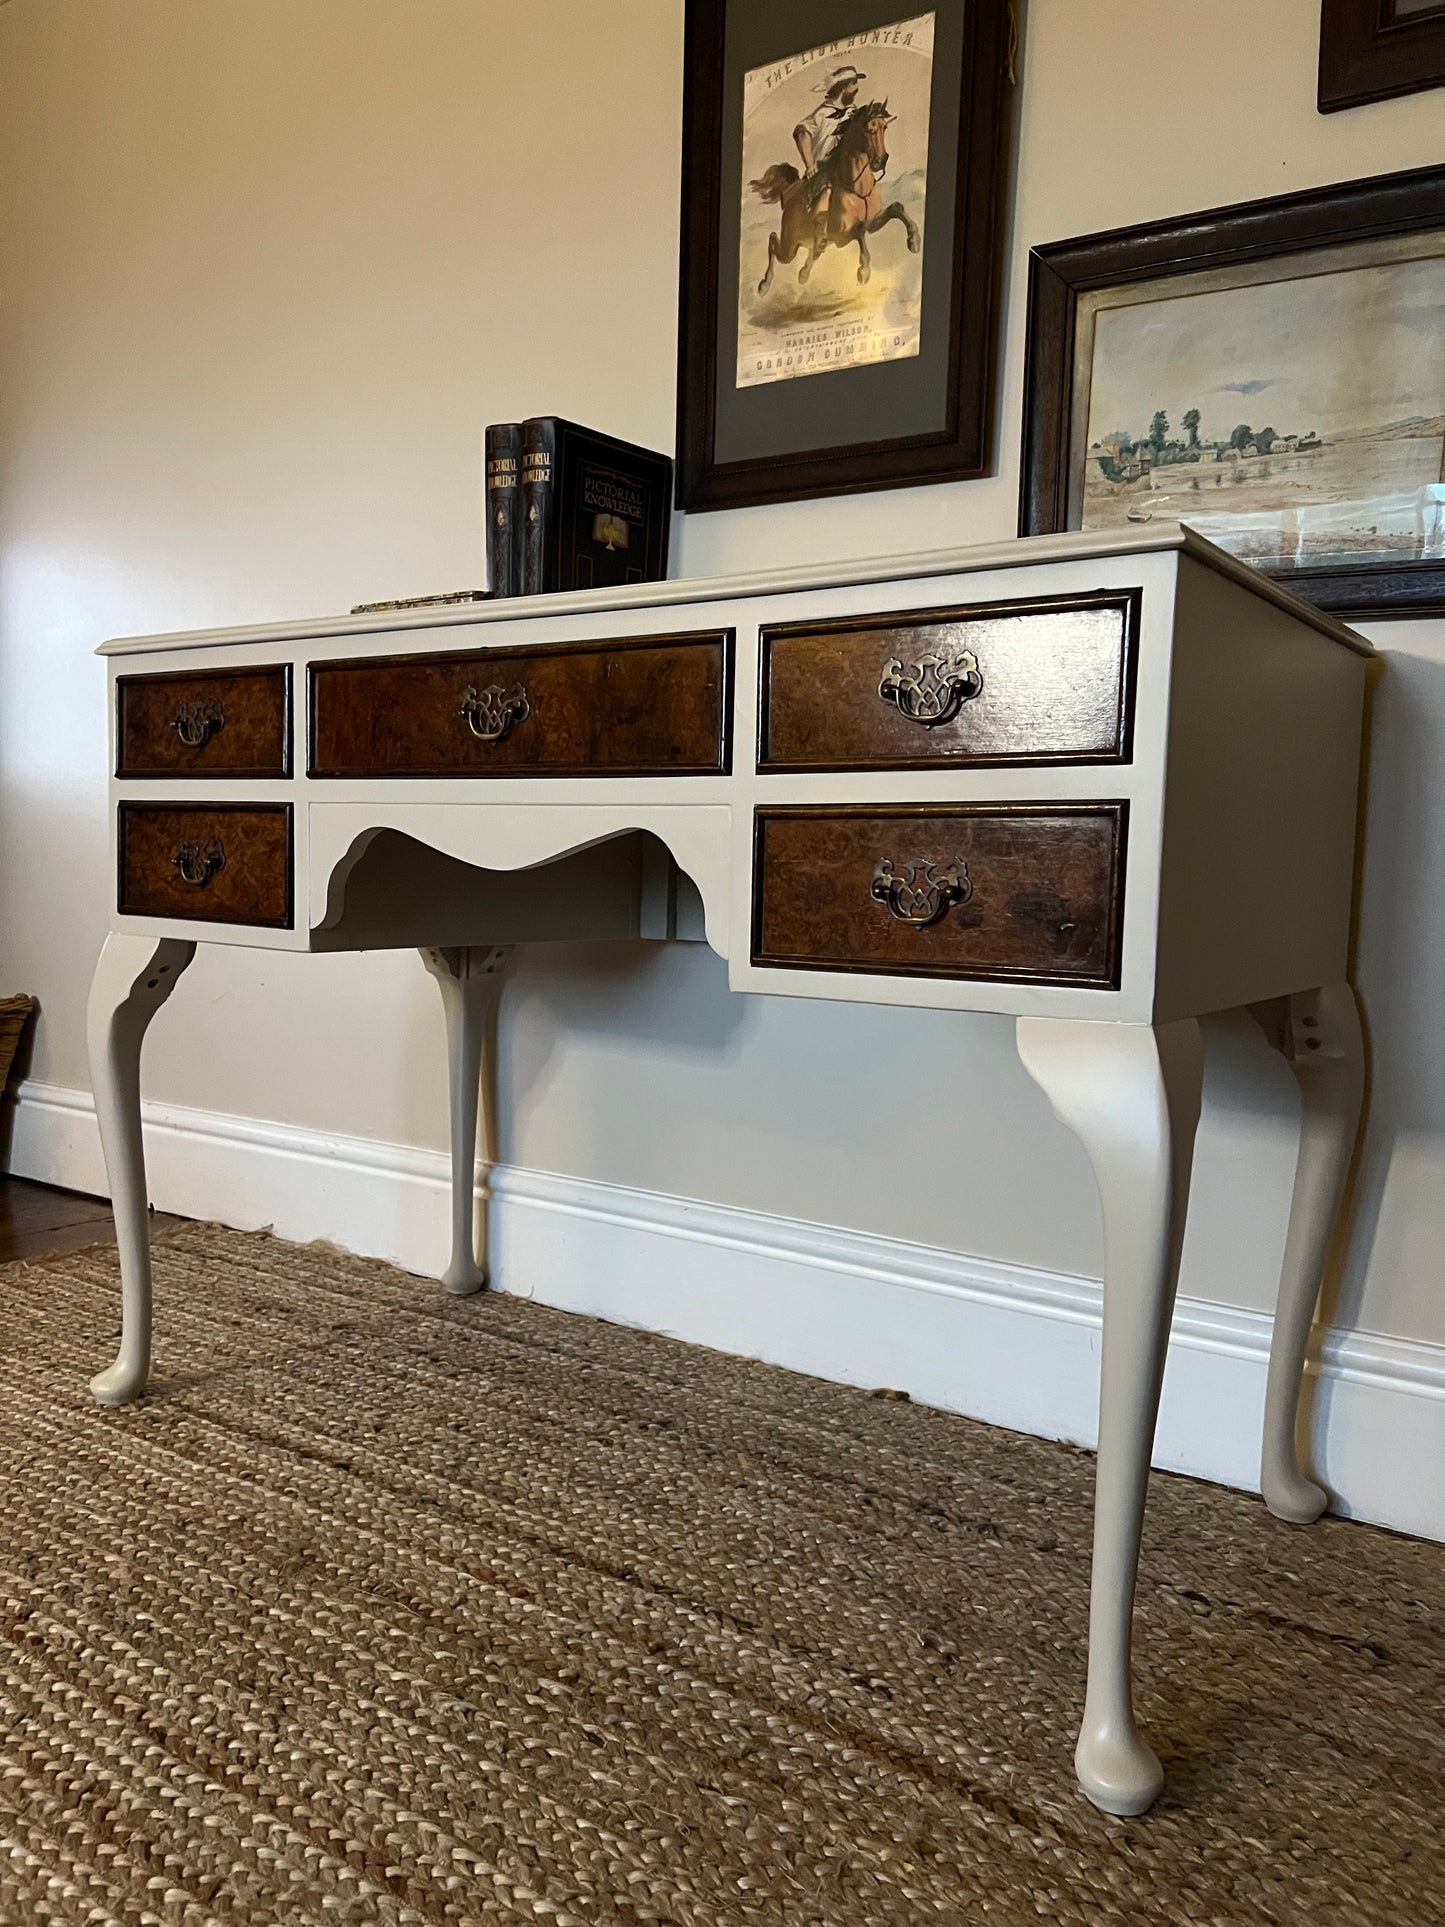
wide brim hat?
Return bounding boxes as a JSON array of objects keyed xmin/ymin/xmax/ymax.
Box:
[{"xmin": 817, "ymin": 63, "xmax": 866, "ymax": 93}]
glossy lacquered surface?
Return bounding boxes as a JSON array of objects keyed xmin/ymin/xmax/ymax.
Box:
[
  {"xmin": 753, "ymin": 804, "xmax": 1126, "ymax": 986},
  {"xmin": 308, "ymin": 632, "xmax": 731, "ymax": 778},
  {"xmin": 759, "ymin": 591, "xmax": 1137, "ymax": 771},
  {"xmin": 116, "ymin": 667, "xmax": 291, "ymax": 778},
  {"xmin": 117, "ymin": 803, "xmax": 293, "ymax": 927}
]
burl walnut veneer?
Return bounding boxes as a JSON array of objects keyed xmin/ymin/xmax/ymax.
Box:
[
  {"xmin": 308, "ymin": 632, "xmax": 730, "ymax": 778},
  {"xmin": 753, "ymin": 804, "xmax": 1125, "ymax": 985},
  {"xmin": 117, "ymin": 803, "xmax": 293, "ymax": 929},
  {"xmin": 759, "ymin": 590, "xmax": 1137, "ymax": 771},
  {"xmin": 116, "ymin": 666, "xmax": 291, "ymax": 778}
]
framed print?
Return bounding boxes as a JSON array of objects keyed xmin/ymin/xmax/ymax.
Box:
[
  {"xmin": 1019, "ymin": 165, "xmax": 1445, "ymax": 618},
  {"xmin": 1319, "ymin": 0, "xmax": 1445, "ymax": 112},
  {"xmin": 676, "ymin": 0, "xmax": 1012, "ymax": 512}
]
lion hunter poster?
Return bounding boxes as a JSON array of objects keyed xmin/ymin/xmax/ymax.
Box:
[
  {"xmin": 736, "ymin": 16, "xmax": 933, "ymax": 389},
  {"xmin": 676, "ymin": 0, "xmax": 1011, "ymax": 511}
]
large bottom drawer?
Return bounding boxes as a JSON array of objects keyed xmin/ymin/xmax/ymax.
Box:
[
  {"xmin": 118, "ymin": 803, "xmax": 293, "ymax": 928},
  {"xmin": 752, "ymin": 804, "xmax": 1125, "ymax": 986}
]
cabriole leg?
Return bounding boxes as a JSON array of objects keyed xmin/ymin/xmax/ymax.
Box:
[
  {"xmin": 1016, "ymin": 1016, "xmax": 1203, "ymax": 1817},
  {"xmin": 1259, "ymin": 983, "xmax": 1364, "ymax": 1525},
  {"xmin": 421, "ymin": 946, "xmax": 513, "ymax": 1295},
  {"xmin": 86, "ymin": 932, "xmax": 197, "ymax": 1405}
]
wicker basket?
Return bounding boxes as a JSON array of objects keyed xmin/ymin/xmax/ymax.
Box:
[{"xmin": 0, "ymin": 995, "xmax": 37, "ymax": 1097}]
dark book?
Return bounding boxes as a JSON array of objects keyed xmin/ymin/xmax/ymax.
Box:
[
  {"xmin": 484, "ymin": 422, "xmax": 523, "ymax": 598},
  {"xmin": 520, "ymin": 417, "xmax": 672, "ymax": 596}
]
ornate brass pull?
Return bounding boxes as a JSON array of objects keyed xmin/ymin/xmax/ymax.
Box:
[
  {"xmin": 173, "ymin": 697, "xmax": 225, "ymax": 749},
  {"xmin": 871, "ymin": 856, "xmax": 972, "ymax": 928},
  {"xmin": 878, "ymin": 650, "xmax": 983, "ymax": 728},
  {"xmin": 460, "ymin": 682, "xmax": 530, "ymax": 743},
  {"xmin": 173, "ymin": 839, "xmax": 226, "ymax": 888}
]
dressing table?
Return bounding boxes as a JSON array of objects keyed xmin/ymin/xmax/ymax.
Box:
[{"xmin": 88, "ymin": 525, "xmax": 1371, "ymax": 1815}]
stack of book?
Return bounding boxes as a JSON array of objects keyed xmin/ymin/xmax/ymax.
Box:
[{"xmin": 484, "ymin": 418, "xmax": 673, "ymax": 599}]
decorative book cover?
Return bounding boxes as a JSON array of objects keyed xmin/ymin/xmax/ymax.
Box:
[
  {"xmin": 484, "ymin": 421, "xmax": 523, "ymax": 598},
  {"xmin": 520, "ymin": 418, "xmax": 673, "ymax": 595}
]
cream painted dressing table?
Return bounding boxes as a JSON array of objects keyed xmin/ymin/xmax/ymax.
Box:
[{"xmin": 89, "ymin": 526, "xmax": 1371, "ymax": 1815}]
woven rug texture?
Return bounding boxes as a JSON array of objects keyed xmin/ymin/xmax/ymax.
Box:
[{"xmin": 0, "ymin": 1222, "xmax": 1441, "ymax": 1925}]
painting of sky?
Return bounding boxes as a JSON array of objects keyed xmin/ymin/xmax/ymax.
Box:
[{"xmin": 1085, "ymin": 252, "xmax": 1444, "ymax": 449}]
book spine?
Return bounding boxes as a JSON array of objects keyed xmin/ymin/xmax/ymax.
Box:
[
  {"xmin": 520, "ymin": 418, "xmax": 558, "ymax": 595},
  {"xmin": 483, "ymin": 422, "xmax": 522, "ymax": 598}
]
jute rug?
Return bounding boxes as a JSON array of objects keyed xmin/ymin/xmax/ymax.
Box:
[{"xmin": 0, "ymin": 1224, "xmax": 1441, "ymax": 1925}]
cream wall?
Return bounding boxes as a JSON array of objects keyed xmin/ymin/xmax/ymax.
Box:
[{"xmin": 2, "ymin": 0, "xmax": 1443, "ymax": 1347}]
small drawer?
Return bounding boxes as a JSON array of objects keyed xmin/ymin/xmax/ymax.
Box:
[
  {"xmin": 116, "ymin": 668, "xmax": 290, "ymax": 778},
  {"xmin": 308, "ymin": 632, "xmax": 731, "ymax": 778},
  {"xmin": 752, "ymin": 804, "xmax": 1125, "ymax": 987},
  {"xmin": 118, "ymin": 804, "xmax": 293, "ymax": 927},
  {"xmin": 759, "ymin": 590, "xmax": 1138, "ymax": 772}
]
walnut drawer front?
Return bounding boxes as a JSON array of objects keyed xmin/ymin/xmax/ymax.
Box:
[
  {"xmin": 116, "ymin": 668, "xmax": 290, "ymax": 778},
  {"xmin": 117, "ymin": 804, "xmax": 293, "ymax": 927},
  {"xmin": 308, "ymin": 632, "xmax": 731, "ymax": 778},
  {"xmin": 752, "ymin": 804, "xmax": 1126, "ymax": 987},
  {"xmin": 759, "ymin": 590, "xmax": 1138, "ymax": 772}
]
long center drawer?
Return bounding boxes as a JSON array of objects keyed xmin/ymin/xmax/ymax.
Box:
[{"xmin": 308, "ymin": 632, "xmax": 731, "ymax": 778}]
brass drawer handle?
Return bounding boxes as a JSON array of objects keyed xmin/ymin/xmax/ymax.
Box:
[
  {"xmin": 460, "ymin": 682, "xmax": 530, "ymax": 743},
  {"xmin": 871, "ymin": 856, "xmax": 972, "ymax": 928},
  {"xmin": 173, "ymin": 697, "xmax": 225, "ymax": 749},
  {"xmin": 173, "ymin": 839, "xmax": 226, "ymax": 888},
  {"xmin": 878, "ymin": 650, "xmax": 982, "ymax": 728}
]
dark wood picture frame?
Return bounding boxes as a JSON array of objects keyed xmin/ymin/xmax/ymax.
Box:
[
  {"xmin": 1019, "ymin": 164, "xmax": 1445, "ymax": 619},
  {"xmin": 676, "ymin": 0, "xmax": 1013, "ymax": 513},
  {"xmin": 1319, "ymin": 0, "xmax": 1445, "ymax": 112}
]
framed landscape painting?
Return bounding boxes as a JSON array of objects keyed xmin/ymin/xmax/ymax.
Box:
[
  {"xmin": 676, "ymin": 0, "xmax": 1013, "ymax": 512},
  {"xmin": 1019, "ymin": 166, "xmax": 1445, "ymax": 617}
]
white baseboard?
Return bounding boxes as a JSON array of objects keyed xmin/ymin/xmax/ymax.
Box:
[{"xmin": 9, "ymin": 1078, "xmax": 1443, "ymax": 1542}]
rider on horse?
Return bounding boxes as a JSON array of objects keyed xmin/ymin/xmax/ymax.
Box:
[{"xmin": 793, "ymin": 65, "xmax": 865, "ymax": 251}]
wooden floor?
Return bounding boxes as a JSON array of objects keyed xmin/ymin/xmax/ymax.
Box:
[{"xmin": 0, "ymin": 1175, "xmax": 187, "ymax": 1262}]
